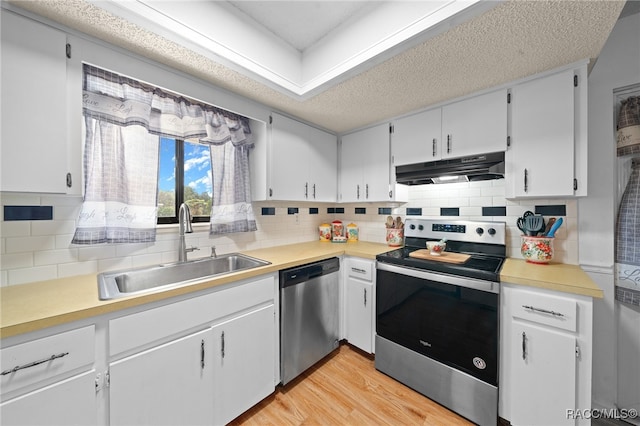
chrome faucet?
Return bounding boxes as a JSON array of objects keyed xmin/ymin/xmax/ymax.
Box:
[{"xmin": 178, "ymin": 203, "xmax": 198, "ymax": 262}]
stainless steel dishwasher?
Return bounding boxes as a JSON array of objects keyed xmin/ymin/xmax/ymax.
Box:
[{"xmin": 280, "ymin": 257, "xmax": 340, "ymax": 385}]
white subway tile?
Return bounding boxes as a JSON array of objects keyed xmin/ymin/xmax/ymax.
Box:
[
  {"xmin": 5, "ymin": 236, "xmax": 55, "ymax": 253},
  {"xmin": 98, "ymin": 257, "xmax": 133, "ymax": 273},
  {"xmin": 8, "ymin": 266, "xmax": 57, "ymax": 285},
  {"xmin": 31, "ymin": 220, "xmax": 76, "ymax": 236},
  {"xmin": 34, "ymin": 249, "xmax": 79, "ymax": 266},
  {"xmin": 58, "ymin": 261, "xmax": 98, "ymax": 278},
  {"xmin": 1, "ymin": 253, "xmax": 34, "ymax": 269},
  {"xmin": 1, "ymin": 221, "xmax": 31, "ymax": 238},
  {"xmin": 78, "ymin": 245, "xmax": 117, "ymax": 261}
]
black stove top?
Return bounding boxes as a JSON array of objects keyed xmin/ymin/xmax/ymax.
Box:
[{"xmin": 376, "ymin": 219, "xmax": 507, "ymax": 282}]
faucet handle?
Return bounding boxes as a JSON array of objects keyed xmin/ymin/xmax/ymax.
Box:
[{"xmin": 210, "ymin": 246, "xmax": 217, "ymax": 258}]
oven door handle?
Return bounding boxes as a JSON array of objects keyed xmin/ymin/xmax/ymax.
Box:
[{"xmin": 376, "ymin": 262, "xmax": 499, "ymax": 294}]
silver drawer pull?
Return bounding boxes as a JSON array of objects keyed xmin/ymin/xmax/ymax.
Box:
[
  {"xmin": 1, "ymin": 352, "xmax": 70, "ymax": 376},
  {"xmin": 522, "ymin": 305, "xmax": 564, "ymax": 317},
  {"xmin": 351, "ymin": 267, "xmax": 367, "ymax": 274}
]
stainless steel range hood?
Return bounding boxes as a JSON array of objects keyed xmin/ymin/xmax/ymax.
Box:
[{"xmin": 395, "ymin": 151, "xmax": 505, "ymax": 185}]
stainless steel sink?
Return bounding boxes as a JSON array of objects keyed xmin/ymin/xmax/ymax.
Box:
[{"xmin": 97, "ymin": 253, "xmax": 270, "ymax": 300}]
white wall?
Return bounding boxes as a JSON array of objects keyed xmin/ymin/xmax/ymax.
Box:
[{"xmin": 580, "ymin": 11, "xmax": 640, "ymax": 411}]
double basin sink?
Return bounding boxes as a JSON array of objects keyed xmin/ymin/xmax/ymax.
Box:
[{"xmin": 97, "ymin": 253, "xmax": 271, "ymax": 300}]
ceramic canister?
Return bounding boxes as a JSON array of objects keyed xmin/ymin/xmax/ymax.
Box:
[
  {"xmin": 331, "ymin": 220, "xmax": 344, "ymax": 239},
  {"xmin": 346, "ymin": 223, "xmax": 359, "ymax": 242},
  {"xmin": 319, "ymin": 223, "xmax": 331, "ymax": 242}
]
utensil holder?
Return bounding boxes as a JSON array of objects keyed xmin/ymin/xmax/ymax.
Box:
[
  {"xmin": 386, "ymin": 228, "xmax": 404, "ymax": 247},
  {"xmin": 521, "ymin": 235, "xmax": 554, "ymax": 264}
]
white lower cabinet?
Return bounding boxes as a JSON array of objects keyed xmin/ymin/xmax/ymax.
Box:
[
  {"xmin": 110, "ymin": 328, "xmax": 214, "ymax": 426},
  {"xmin": 108, "ymin": 274, "xmax": 277, "ymax": 426},
  {"xmin": 212, "ymin": 305, "xmax": 275, "ymax": 425},
  {"xmin": 1, "ymin": 371, "xmax": 97, "ymax": 426},
  {"xmin": 500, "ymin": 283, "xmax": 593, "ymax": 426},
  {"xmin": 344, "ymin": 257, "xmax": 375, "ymax": 354},
  {"xmin": 0, "ymin": 325, "xmax": 97, "ymax": 426}
]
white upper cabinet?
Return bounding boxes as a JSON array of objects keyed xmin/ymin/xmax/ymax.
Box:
[
  {"xmin": 340, "ymin": 123, "xmax": 395, "ymax": 202},
  {"xmin": 1, "ymin": 11, "xmax": 73, "ymax": 193},
  {"xmin": 505, "ymin": 63, "xmax": 588, "ymax": 198},
  {"xmin": 392, "ymin": 108, "xmax": 442, "ymax": 165},
  {"xmin": 441, "ymin": 88, "xmax": 508, "ymax": 159},
  {"xmin": 268, "ymin": 112, "xmax": 337, "ymax": 202}
]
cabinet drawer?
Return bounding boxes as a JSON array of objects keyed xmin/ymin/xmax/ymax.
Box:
[
  {"xmin": 347, "ymin": 258, "xmax": 373, "ymax": 281},
  {"xmin": 110, "ymin": 275, "xmax": 275, "ymax": 356},
  {"xmin": 510, "ymin": 288, "xmax": 577, "ymax": 332},
  {"xmin": 1, "ymin": 325, "xmax": 95, "ymax": 398}
]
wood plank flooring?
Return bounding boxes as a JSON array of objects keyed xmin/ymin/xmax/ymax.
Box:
[{"xmin": 229, "ymin": 344, "xmax": 473, "ymax": 426}]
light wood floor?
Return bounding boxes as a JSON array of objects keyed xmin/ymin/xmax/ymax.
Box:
[{"xmin": 230, "ymin": 344, "xmax": 473, "ymax": 426}]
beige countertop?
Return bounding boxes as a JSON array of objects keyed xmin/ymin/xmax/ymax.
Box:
[
  {"xmin": 1, "ymin": 241, "xmax": 603, "ymax": 339},
  {"xmin": 500, "ymin": 258, "xmax": 604, "ymax": 299},
  {"xmin": 0, "ymin": 241, "xmax": 388, "ymax": 339}
]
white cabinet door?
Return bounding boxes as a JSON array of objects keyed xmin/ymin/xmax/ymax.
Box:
[
  {"xmin": 306, "ymin": 126, "xmax": 338, "ymax": 202},
  {"xmin": 0, "ymin": 371, "xmax": 97, "ymax": 426},
  {"xmin": 212, "ymin": 304, "xmax": 275, "ymax": 425},
  {"xmin": 441, "ymin": 89, "xmax": 508, "ymax": 159},
  {"xmin": 510, "ymin": 322, "xmax": 576, "ymax": 426},
  {"xmin": 392, "ymin": 108, "xmax": 442, "ymax": 165},
  {"xmin": 340, "ymin": 123, "xmax": 391, "ymax": 202},
  {"xmin": 345, "ymin": 277, "xmax": 374, "ymax": 354},
  {"xmin": 507, "ymin": 69, "xmax": 576, "ymax": 198},
  {"xmin": 269, "ymin": 113, "xmax": 337, "ymax": 201},
  {"xmin": 109, "ymin": 328, "xmax": 214, "ymax": 426},
  {"xmin": 1, "ymin": 11, "xmax": 70, "ymax": 193}
]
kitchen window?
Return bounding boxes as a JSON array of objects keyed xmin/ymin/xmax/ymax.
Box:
[
  {"xmin": 157, "ymin": 137, "xmax": 213, "ymax": 224},
  {"xmin": 72, "ymin": 64, "xmax": 256, "ymax": 245}
]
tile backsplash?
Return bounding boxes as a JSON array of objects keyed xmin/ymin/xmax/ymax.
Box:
[{"xmin": 0, "ymin": 179, "xmax": 577, "ymax": 286}]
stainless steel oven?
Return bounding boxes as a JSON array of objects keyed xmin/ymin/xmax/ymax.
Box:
[{"xmin": 375, "ymin": 219, "xmax": 506, "ymax": 426}]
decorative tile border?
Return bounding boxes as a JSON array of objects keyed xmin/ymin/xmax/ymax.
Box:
[
  {"xmin": 378, "ymin": 207, "xmax": 392, "ymax": 215},
  {"xmin": 535, "ymin": 204, "xmax": 567, "ymax": 216},
  {"xmin": 440, "ymin": 207, "xmax": 460, "ymax": 216},
  {"xmin": 287, "ymin": 207, "xmax": 299, "ymax": 215},
  {"xmin": 4, "ymin": 206, "xmax": 53, "ymax": 221},
  {"xmin": 355, "ymin": 208, "xmax": 366, "ymax": 214},
  {"xmin": 406, "ymin": 208, "xmax": 422, "ymax": 216},
  {"xmin": 261, "ymin": 207, "xmax": 276, "ymax": 215},
  {"xmin": 309, "ymin": 208, "xmax": 318, "ymax": 215},
  {"xmin": 482, "ymin": 206, "xmax": 506, "ymax": 216}
]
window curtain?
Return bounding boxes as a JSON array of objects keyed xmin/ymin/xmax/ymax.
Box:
[{"xmin": 72, "ymin": 64, "xmax": 255, "ymax": 244}]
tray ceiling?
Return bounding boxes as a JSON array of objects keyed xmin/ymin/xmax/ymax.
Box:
[{"xmin": 5, "ymin": 0, "xmax": 626, "ymax": 134}]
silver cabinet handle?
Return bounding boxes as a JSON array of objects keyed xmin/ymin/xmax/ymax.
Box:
[
  {"xmin": 524, "ymin": 169, "xmax": 528, "ymax": 192},
  {"xmin": 522, "ymin": 332, "xmax": 526, "ymax": 360},
  {"xmin": 357, "ymin": 184, "xmax": 360, "ymax": 199},
  {"xmin": 364, "ymin": 288, "xmax": 367, "ymax": 307},
  {"xmin": 522, "ymin": 305, "xmax": 565, "ymax": 317},
  {"xmin": 304, "ymin": 182, "xmax": 308, "ymax": 199},
  {"xmin": 221, "ymin": 331, "xmax": 225, "ymax": 359},
  {"xmin": 351, "ymin": 267, "xmax": 367, "ymax": 274},
  {"xmin": 447, "ymin": 134, "xmax": 451, "ymax": 154},
  {"xmin": 1, "ymin": 352, "xmax": 69, "ymax": 376},
  {"xmin": 312, "ymin": 183, "xmax": 316, "ymax": 199},
  {"xmin": 366, "ymin": 184, "xmax": 369, "ymax": 199},
  {"xmin": 432, "ymin": 138, "xmax": 437, "ymax": 157}
]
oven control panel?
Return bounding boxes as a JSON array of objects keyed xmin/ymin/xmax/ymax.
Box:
[
  {"xmin": 405, "ymin": 218, "xmax": 506, "ymax": 245},
  {"xmin": 432, "ymin": 223, "xmax": 466, "ymax": 233}
]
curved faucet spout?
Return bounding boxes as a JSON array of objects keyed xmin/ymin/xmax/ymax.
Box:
[
  {"xmin": 178, "ymin": 203, "xmax": 193, "ymax": 236},
  {"xmin": 178, "ymin": 203, "xmax": 197, "ymax": 262}
]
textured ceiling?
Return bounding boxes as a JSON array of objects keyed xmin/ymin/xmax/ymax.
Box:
[{"xmin": 6, "ymin": 0, "xmax": 626, "ymax": 134}]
